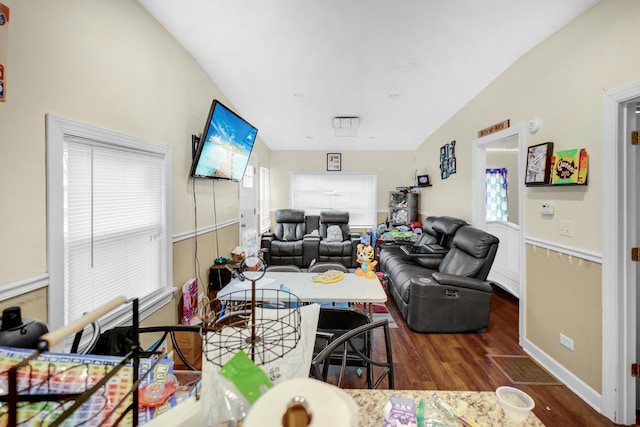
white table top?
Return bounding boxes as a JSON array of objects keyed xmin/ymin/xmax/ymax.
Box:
[{"xmin": 217, "ymin": 272, "xmax": 387, "ymax": 304}]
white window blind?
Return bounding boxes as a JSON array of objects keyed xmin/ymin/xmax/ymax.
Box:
[
  {"xmin": 260, "ymin": 167, "xmax": 271, "ymax": 233},
  {"xmin": 47, "ymin": 115, "xmax": 173, "ymax": 332},
  {"xmin": 290, "ymin": 173, "xmax": 377, "ymax": 227},
  {"xmin": 64, "ymin": 141, "xmax": 165, "ymax": 324}
]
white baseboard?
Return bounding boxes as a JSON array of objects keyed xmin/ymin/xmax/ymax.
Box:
[{"xmin": 522, "ymin": 337, "xmax": 603, "ymax": 415}]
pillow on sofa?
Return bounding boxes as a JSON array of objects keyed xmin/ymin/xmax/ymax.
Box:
[{"xmin": 326, "ymin": 225, "xmax": 343, "ymax": 242}]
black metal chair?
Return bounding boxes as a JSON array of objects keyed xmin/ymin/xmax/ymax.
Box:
[{"xmin": 312, "ymin": 309, "xmax": 394, "ymax": 389}]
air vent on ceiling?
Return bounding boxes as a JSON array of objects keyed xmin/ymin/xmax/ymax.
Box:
[{"xmin": 332, "ymin": 116, "xmax": 360, "ymax": 137}]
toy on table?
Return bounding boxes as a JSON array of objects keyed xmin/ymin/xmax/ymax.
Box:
[
  {"xmin": 355, "ymin": 244, "xmax": 378, "ymax": 279},
  {"xmin": 312, "ymin": 270, "xmax": 345, "ymax": 284}
]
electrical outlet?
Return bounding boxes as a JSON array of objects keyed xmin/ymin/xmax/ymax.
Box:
[
  {"xmin": 560, "ymin": 333, "xmax": 574, "ymax": 351},
  {"xmin": 559, "ymin": 220, "xmax": 573, "ymax": 237}
]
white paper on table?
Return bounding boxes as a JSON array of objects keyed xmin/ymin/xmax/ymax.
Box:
[{"xmin": 234, "ymin": 277, "xmax": 276, "ymax": 290}]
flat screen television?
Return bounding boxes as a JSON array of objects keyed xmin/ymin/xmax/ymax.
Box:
[{"xmin": 190, "ymin": 100, "xmax": 258, "ymax": 181}]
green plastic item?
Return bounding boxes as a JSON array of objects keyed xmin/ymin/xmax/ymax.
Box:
[{"xmin": 219, "ymin": 350, "xmax": 273, "ymax": 404}]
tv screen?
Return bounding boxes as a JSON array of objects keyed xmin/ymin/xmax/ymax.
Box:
[{"xmin": 190, "ymin": 100, "xmax": 258, "ymax": 181}]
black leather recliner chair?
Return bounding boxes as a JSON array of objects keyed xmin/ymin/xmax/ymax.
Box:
[
  {"xmin": 260, "ymin": 209, "xmax": 319, "ymax": 267},
  {"xmin": 384, "ymin": 224, "xmax": 499, "ymax": 333},
  {"xmin": 317, "ymin": 211, "xmax": 360, "ymax": 268}
]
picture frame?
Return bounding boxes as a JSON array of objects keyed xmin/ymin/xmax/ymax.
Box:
[
  {"xmin": 327, "ymin": 153, "xmax": 341, "ymax": 171},
  {"xmin": 439, "ymin": 140, "xmax": 456, "ymax": 180},
  {"xmin": 525, "ymin": 142, "xmax": 554, "ymax": 185}
]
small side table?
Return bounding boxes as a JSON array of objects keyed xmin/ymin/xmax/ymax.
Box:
[{"xmin": 208, "ymin": 261, "xmax": 240, "ymax": 315}]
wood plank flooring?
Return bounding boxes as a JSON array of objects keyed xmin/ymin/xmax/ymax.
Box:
[{"xmin": 337, "ymin": 285, "xmax": 620, "ymax": 426}]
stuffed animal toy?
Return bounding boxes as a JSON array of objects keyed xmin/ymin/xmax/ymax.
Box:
[{"xmin": 355, "ymin": 243, "xmax": 378, "ymax": 279}]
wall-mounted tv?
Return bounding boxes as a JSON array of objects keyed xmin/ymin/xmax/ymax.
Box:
[{"xmin": 190, "ymin": 100, "xmax": 258, "ymax": 181}]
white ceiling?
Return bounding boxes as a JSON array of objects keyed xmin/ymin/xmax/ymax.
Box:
[{"xmin": 138, "ymin": 0, "xmax": 598, "ymax": 151}]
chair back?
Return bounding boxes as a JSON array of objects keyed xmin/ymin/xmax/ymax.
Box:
[
  {"xmin": 311, "ymin": 318, "xmax": 394, "ymax": 389},
  {"xmin": 431, "ymin": 216, "xmax": 468, "ymax": 247},
  {"xmin": 266, "ymin": 265, "xmax": 303, "ymax": 273},
  {"xmin": 438, "ymin": 226, "xmax": 499, "ymax": 280},
  {"xmin": 319, "ymin": 211, "xmax": 350, "ymax": 241},
  {"xmin": 307, "ymin": 262, "xmax": 348, "ymax": 273},
  {"xmin": 274, "ymin": 209, "xmax": 306, "ymax": 241}
]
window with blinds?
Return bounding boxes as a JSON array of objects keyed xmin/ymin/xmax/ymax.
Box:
[
  {"xmin": 46, "ymin": 115, "xmax": 173, "ymax": 332},
  {"xmin": 290, "ymin": 173, "xmax": 377, "ymax": 227}
]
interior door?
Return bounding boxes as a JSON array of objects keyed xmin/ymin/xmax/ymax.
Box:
[
  {"xmin": 626, "ymin": 101, "xmax": 640, "ymax": 414},
  {"xmin": 239, "ymin": 154, "xmax": 257, "ymax": 242}
]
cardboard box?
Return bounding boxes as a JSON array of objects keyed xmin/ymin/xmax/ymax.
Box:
[
  {"xmin": 173, "ymin": 331, "xmax": 202, "ymax": 371},
  {"xmin": 383, "ymin": 395, "xmax": 417, "ymax": 427}
]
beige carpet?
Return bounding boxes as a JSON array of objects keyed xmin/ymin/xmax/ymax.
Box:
[{"xmin": 488, "ymin": 354, "xmax": 562, "ymax": 385}]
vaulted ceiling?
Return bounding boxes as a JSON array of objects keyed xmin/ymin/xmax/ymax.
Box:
[{"xmin": 138, "ymin": 0, "xmax": 599, "ymax": 151}]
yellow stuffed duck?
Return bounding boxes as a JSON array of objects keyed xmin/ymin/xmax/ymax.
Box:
[{"xmin": 355, "ymin": 243, "xmax": 378, "ymax": 279}]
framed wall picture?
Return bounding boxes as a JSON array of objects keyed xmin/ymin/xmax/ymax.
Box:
[
  {"xmin": 525, "ymin": 142, "xmax": 554, "ymax": 185},
  {"xmin": 327, "ymin": 153, "xmax": 341, "ymax": 171},
  {"xmin": 439, "ymin": 140, "xmax": 456, "ymax": 179}
]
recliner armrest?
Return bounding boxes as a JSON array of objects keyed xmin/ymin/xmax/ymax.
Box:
[
  {"xmin": 302, "ymin": 234, "xmax": 321, "ymax": 267},
  {"xmin": 400, "ymin": 245, "xmax": 443, "ymax": 269},
  {"xmin": 261, "ymin": 232, "xmax": 275, "ymax": 241},
  {"xmin": 431, "ymin": 272, "xmax": 493, "ymax": 293}
]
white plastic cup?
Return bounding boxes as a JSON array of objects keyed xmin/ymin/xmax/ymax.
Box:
[{"xmin": 496, "ymin": 386, "xmax": 535, "ymax": 422}]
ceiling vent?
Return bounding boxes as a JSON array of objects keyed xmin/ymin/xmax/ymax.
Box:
[{"xmin": 332, "ymin": 116, "xmax": 360, "ymax": 137}]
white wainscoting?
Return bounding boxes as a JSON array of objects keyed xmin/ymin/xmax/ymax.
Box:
[{"xmin": 486, "ymin": 221, "xmax": 520, "ymax": 297}]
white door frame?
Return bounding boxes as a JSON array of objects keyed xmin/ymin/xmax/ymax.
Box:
[
  {"xmin": 239, "ymin": 153, "xmax": 258, "ymax": 242},
  {"xmin": 471, "ymin": 122, "xmax": 526, "ymax": 339},
  {"xmin": 602, "ymin": 81, "xmax": 640, "ymax": 424}
]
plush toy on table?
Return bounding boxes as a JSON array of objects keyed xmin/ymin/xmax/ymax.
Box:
[{"xmin": 355, "ymin": 243, "xmax": 378, "ymax": 279}]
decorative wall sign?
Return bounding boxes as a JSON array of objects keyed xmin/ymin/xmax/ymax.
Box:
[
  {"xmin": 0, "ymin": 3, "xmax": 9, "ymax": 102},
  {"xmin": 525, "ymin": 142, "xmax": 554, "ymax": 186},
  {"xmin": 551, "ymin": 148, "xmax": 588, "ymax": 185},
  {"xmin": 478, "ymin": 119, "xmax": 510, "ymax": 138},
  {"xmin": 439, "ymin": 140, "xmax": 456, "ymax": 179},
  {"xmin": 327, "ymin": 153, "xmax": 341, "ymax": 171}
]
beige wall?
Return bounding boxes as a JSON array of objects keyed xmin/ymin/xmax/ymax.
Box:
[
  {"xmin": 0, "ymin": 1, "xmax": 263, "ymax": 327},
  {"xmin": 526, "ymin": 244, "xmax": 602, "ymax": 391},
  {"xmin": 412, "ymin": 0, "xmax": 639, "ymax": 389}
]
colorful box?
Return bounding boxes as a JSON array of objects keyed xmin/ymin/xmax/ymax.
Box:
[{"xmin": 551, "ymin": 149, "xmax": 580, "ymax": 185}]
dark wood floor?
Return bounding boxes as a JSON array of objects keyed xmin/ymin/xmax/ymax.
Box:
[{"xmin": 339, "ymin": 285, "xmax": 621, "ymax": 426}]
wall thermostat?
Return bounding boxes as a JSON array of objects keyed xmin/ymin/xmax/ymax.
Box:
[{"xmin": 541, "ymin": 202, "xmax": 554, "ymax": 215}]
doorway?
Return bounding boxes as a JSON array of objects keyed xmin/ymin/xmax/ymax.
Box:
[
  {"xmin": 602, "ymin": 81, "xmax": 640, "ymax": 424},
  {"xmin": 239, "ymin": 154, "xmax": 258, "ymax": 242},
  {"xmin": 471, "ymin": 124, "xmax": 525, "ymax": 298}
]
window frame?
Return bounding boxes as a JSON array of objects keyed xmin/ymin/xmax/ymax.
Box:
[{"xmin": 46, "ymin": 114, "xmax": 174, "ymax": 335}]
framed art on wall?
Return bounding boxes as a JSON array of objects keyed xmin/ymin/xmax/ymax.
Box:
[
  {"xmin": 327, "ymin": 153, "xmax": 341, "ymax": 171},
  {"xmin": 525, "ymin": 142, "xmax": 554, "ymax": 185}
]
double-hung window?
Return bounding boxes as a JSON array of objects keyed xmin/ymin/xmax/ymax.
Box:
[
  {"xmin": 290, "ymin": 172, "xmax": 377, "ymax": 227},
  {"xmin": 46, "ymin": 115, "xmax": 173, "ymax": 334}
]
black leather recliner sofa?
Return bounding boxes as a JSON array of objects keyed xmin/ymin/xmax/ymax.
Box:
[
  {"xmin": 380, "ymin": 218, "xmax": 499, "ymax": 333},
  {"xmin": 260, "ymin": 209, "xmax": 360, "ymax": 269}
]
